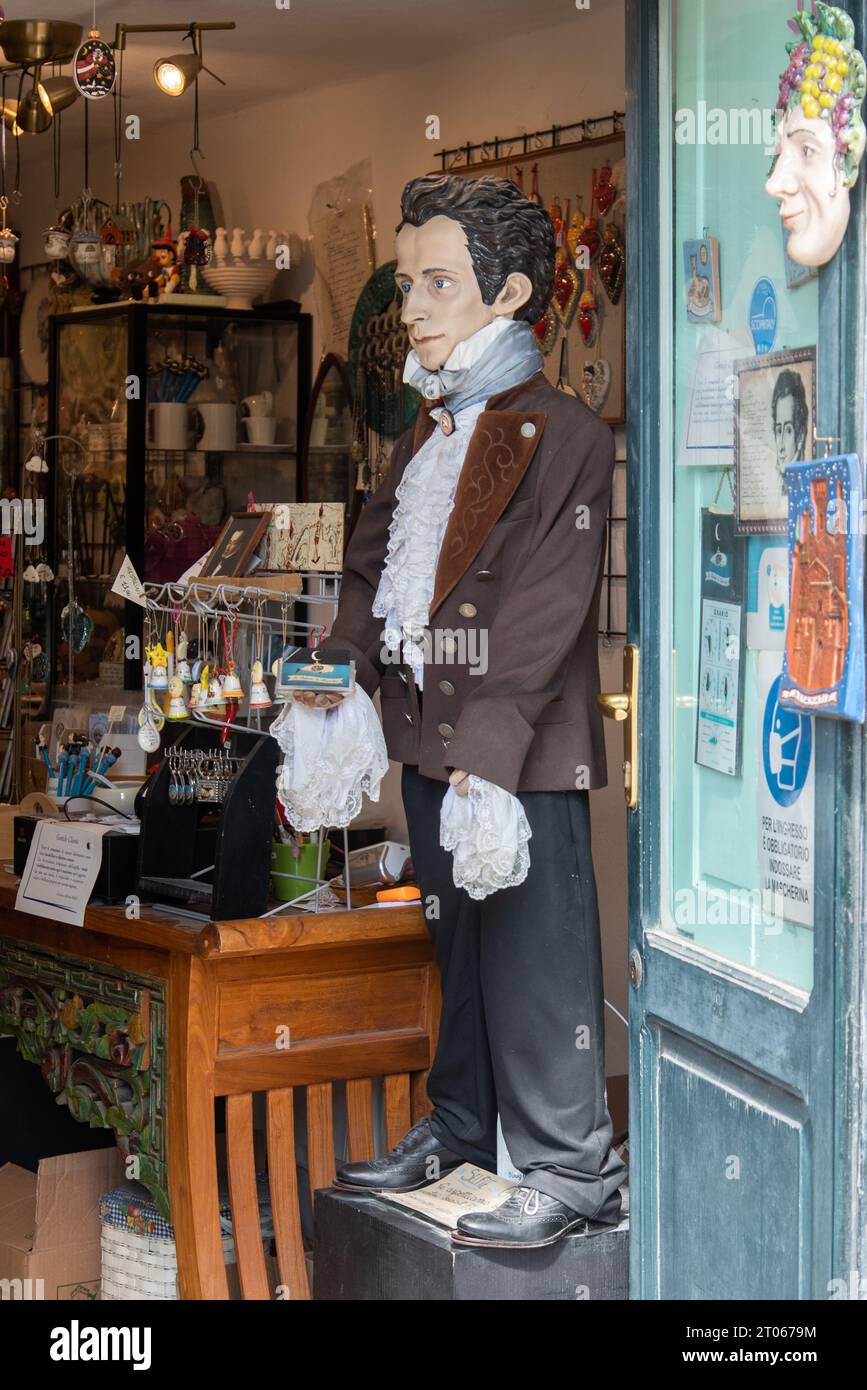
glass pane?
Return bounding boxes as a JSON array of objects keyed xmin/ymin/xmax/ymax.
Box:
[
  {"xmin": 660, "ymin": 0, "xmax": 819, "ymax": 992},
  {"xmin": 54, "ymin": 316, "xmax": 128, "ymax": 691},
  {"xmin": 145, "ymin": 314, "xmax": 299, "ymax": 581}
]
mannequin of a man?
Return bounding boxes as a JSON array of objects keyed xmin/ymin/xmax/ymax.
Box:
[{"xmin": 296, "ymin": 174, "xmax": 626, "ymax": 1247}]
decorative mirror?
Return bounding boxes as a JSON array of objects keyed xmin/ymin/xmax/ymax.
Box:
[{"xmin": 299, "ymin": 353, "xmax": 358, "ymax": 545}]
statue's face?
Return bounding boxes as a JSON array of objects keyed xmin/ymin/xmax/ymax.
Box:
[
  {"xmin": 765, "ymin": 104, "xmax": 851, "ymax": 265},
  {"xmin": 395, "ymin": 215, "xmax": 531, "ymax": 370}
]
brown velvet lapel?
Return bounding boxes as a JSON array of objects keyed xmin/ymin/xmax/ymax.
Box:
[{"xmin": 429, "ymin": 408, "xmax": 546, "ymax": 616}]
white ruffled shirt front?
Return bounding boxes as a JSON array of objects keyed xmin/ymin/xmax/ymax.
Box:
[{"xmin": 273, "ymin": 320, "xmax": 532, "ymax": 900}]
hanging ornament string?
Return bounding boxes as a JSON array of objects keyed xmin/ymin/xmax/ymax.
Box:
[
  {"xmin": 52, "ymin": 98, "xmax": 63, "ymax": 206},
  {"xmin": 112, "ymin": 39, "xmax": 125, "ymax": 210},
  {"xmin": 189, "ymin": 26, "xmax": 204, "ymax": 161},
  {"xmin": 83, "ymin": 98, "xmax": 91, "ymax": 205}
]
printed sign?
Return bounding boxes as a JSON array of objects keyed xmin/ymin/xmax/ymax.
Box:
[{"xmin": 757, "ymin": 652, "xmax": 815, "ymax": 929}]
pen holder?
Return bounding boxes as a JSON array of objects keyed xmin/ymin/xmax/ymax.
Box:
[{"xmin": 270, "ymin": 838, "xmax": 329, "ymax": 905}]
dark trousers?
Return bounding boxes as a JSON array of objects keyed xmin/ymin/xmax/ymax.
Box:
[{"xmin": 400, "ymin": 762, "xmax": 627, "ymax": 1216}]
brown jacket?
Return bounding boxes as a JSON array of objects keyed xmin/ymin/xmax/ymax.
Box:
[{"xmin": 322, "ymin": 369, "xmax": 615, "ymax": 795}]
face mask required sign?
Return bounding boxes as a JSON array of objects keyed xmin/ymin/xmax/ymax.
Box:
[{"xmin": 757, "ymin": 650, "xmax": 815, "ymax": 930}]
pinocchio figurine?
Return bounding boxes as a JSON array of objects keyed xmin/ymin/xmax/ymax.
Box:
[{"xmin": 150, "ymin": 234, "xmax": 180, "ymax": 297}]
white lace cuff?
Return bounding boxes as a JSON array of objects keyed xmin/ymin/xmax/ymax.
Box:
[
  {"xmin": 440, "ymin": 775, "xmax": 532, "ymax": 900},
  {"xmin": 270, "ymin": 687, "xmax": 389, "ymax": 832}
]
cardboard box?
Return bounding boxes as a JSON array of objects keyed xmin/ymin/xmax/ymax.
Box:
[{"xmin": 0, "ymin": 1148, "xmax": 123, "ymax": 1301}]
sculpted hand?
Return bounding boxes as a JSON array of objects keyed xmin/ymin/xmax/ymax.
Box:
[
  {"xmin": 292, "ymin": 691, "xmax": 346, "ymax": 709},
  {"xmin": 449, "ymin": 769, "xmax": 470, "ymax": 797}
]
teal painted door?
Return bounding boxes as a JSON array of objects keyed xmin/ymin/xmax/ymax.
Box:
[{"xmin": 625, "ymin": 0, "xmax": 865, "ymax": 1299}]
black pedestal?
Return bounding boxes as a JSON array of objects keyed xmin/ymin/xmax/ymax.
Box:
[{"xmin": 314, "ymin": 1188, "xmax": 629, "ymax": 1301}]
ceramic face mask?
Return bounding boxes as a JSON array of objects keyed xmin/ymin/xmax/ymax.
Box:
[{"xmin": 765, "ymin": 3, "xmax": 867, "ymax": 267}]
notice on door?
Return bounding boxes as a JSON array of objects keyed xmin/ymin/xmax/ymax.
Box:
[
  {"xmin": 16, "ymin": 821, "xmax": 107, "ymax": 927},
  {"xmin": 757, "ymin": 651, "xmax": 815, "ymax": 929}
]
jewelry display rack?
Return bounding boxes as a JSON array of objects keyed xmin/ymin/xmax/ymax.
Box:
[{"xmin": 140, "ymin": 570, "xmax": 355, "ymax": 917}]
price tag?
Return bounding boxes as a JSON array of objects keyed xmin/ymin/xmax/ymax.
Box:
[{"xmin": 111, "ymin": 555, "xmax": 147, "ymax": 608}]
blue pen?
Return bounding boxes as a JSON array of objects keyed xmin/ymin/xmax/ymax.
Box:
[
  {"xmin": 71, "ymin": 749, "xmax": 89, "ymax": 800},
  {"xmin": 56, "ymin": 748, "xmax": 69, "ymax": 797},
  {"xmin": 37, "ymin": 740, "xmax": 53, "ymax": 778}
]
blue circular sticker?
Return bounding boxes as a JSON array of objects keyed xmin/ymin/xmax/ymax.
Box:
[
  {"xmin": 749, "ymin": 277, "xmax": 778, "ymax": 356},
  {"xmin": 762, "ymin": 674, "xmax": 811, "ymax": 807}
]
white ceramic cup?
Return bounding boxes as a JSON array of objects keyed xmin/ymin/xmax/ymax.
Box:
[
  {"xmin": 241, "ymin": 391, "xmax": 274, "ymax": 418},
  {"xmin": 244, "ymin": 416, "xmax": 278, "ymax": 446},
  {"xmin": 150, "ymin": 402, "xmax": 189, "ymax": 451},
  {"xmin": 194, "ymin": 402, "xmax": 237, "ymax": 451}
]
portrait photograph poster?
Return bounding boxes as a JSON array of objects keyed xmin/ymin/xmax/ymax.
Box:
[{"xmin": 733, "ymin": 346, "xmax": 817, "ymax": 535}]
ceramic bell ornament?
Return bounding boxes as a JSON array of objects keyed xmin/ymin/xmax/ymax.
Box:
[
  {"xmin": 165, "ymin": 676, "xmax": 189, "ymax": 721},
  {"xmin": 221, "ymin": 659, "xmax": 244, "ymax": 702},
  {"xmin": 249, "ymin": 660, "xmax": 272, "ymax": 709},
  {"xmin": 146, "ymin": 641, "xmax": 170, "ymax": 690},
  {"xmin": 766, "ymin": 3, "xmax": 867, "ymax": 266},
  {"xmin": 0, "ymin": 227, "xmax": 19, "ymax": 266},
  {"xmin": 188, "ymin": 680, "xmax": 201, "ymax": 710},
  {"xmin": 176, "ymin": 632, "xmax": 193, "ymax": 684},
  {"xmin": 196, "ymin": 664, "xmax": 212, "ymax": 708}
]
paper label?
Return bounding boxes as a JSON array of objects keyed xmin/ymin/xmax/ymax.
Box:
[
  {"xmin": 111, "ymin": 555, "xmax": 147, "ymax": 608},
  {"xmin": 16, "ymin": 821, "xmax": 109, "ymax": 927}
]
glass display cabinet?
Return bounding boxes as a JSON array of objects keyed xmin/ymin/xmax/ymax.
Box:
[{"xmin": 41, "ymin": 300, "xmax": 311, "ymax": 699}]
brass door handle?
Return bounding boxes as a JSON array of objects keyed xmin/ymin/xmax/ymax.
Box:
[{"xmin": 597, "ymin": 643, "xmax": 639, "ymax": 809}]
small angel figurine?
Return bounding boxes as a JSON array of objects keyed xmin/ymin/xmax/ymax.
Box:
[
  {"xmin": 249, "ymin": 659, "xmax": 272, "ymax": 709},
  {"xmin": 165, "ymin": 676, "xmax": 189, "ymax": 721}
]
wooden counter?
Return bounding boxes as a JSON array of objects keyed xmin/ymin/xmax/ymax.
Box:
[{"xmin": 0, "ymin": 879, "xmax": 438, "ymax": 1299}]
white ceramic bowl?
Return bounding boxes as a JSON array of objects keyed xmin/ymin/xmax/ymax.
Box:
[
  {"xmin": 202, "ymin": 263, "xmax": 277, "ymax": 310},
  {"xmin": 49, "ymin": 777, "xmax": 142, "ymax": 816}
]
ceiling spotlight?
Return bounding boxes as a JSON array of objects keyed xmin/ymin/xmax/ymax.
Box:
[
  {"xmin": 153, "ymin": 51, "xmax": 202, "ymax": 97},
  {"xmin": 38, "ymin": 75, "xmax": 80, "ymax": 117},
  {"xmin": 16, "ymin": 86, "xmax": 52, "ymax": 135}
]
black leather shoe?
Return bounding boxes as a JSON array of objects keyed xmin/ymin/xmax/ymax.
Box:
[
  {"xmin": 452, "ymin": 1185, "xmax": 623, "ymax": 1248},
  {"xmin": 333, "ymin": 1116, "xmax": 465, "ymax": 1193}
]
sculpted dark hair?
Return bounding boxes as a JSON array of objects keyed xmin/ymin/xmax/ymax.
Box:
[{"xmin": 397, "ymin": 173, "xmax": 555, "ymax": 324}]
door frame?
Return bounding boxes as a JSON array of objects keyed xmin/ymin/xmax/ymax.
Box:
[{"xmin": 625, "ymin": 0, "xmax": 867, "ymax": 1298}]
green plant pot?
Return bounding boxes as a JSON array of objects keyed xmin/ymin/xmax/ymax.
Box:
[{"xmin": 270, "ymin": 838, "xmax": 328, "ymax": 904}]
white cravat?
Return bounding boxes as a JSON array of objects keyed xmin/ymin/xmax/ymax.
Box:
[
  {"xmin": 272, "ymin": 321, "xmax": 532, "ymax": 899},
  {"xmin": 372, "ymin": 399, "xmax": 486, "ymax": 690}
]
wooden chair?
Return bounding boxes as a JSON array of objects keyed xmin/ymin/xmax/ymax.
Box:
[{"xmin": 225, "ymin": 1072, "xmax": 423, "ymax": 1299}]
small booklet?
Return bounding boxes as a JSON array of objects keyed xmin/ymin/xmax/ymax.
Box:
[
  {"xmin": 275, "ymin": 646, "xmax": 355, "ymax": 698},
  {"xmin": 378, "ymin": 1164, "xmax": 515, "ymax": 1230}
]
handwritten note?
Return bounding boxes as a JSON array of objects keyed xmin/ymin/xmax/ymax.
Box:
[
  {"xmin": 311, "ymin": 202, "xmax": 374, "ymax": 355},
  {"xmin": 111, "ymin": 554, "xmax": 147, "ymax": 608}
]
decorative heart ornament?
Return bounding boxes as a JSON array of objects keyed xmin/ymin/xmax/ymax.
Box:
[
  {"xmin": 551, "ymin": 253, "xmax": 580, "ymax": 326},
  {"xmin": 579, "ymin": 359, "xmax": 612, "ymax": 414},
  {"xmin": 578, "ymin": 214, "xmax": 601, "ymax": 264},
  {"xmin": 593, "ymin": 165, "xmax": 617, "ymax": 216},
  {"xmin": 532, "ymin": 306, "xmax": 559, "ymax": 355},
  {"xmin": 599, "ymin": 223, "xmax": 625, "ymax": 305},
  {"xmin": 577, "ymin": 288, "xmax": 598, "ymax": 347}
]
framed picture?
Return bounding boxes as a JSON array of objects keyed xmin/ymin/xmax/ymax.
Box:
[
  {"xmin": 733, "ymin": 346, "xmax": 817, "ymax": 534},
  {"xmin": 199, "ymin": 511, "xmax": 269, "ymax": 579}
]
